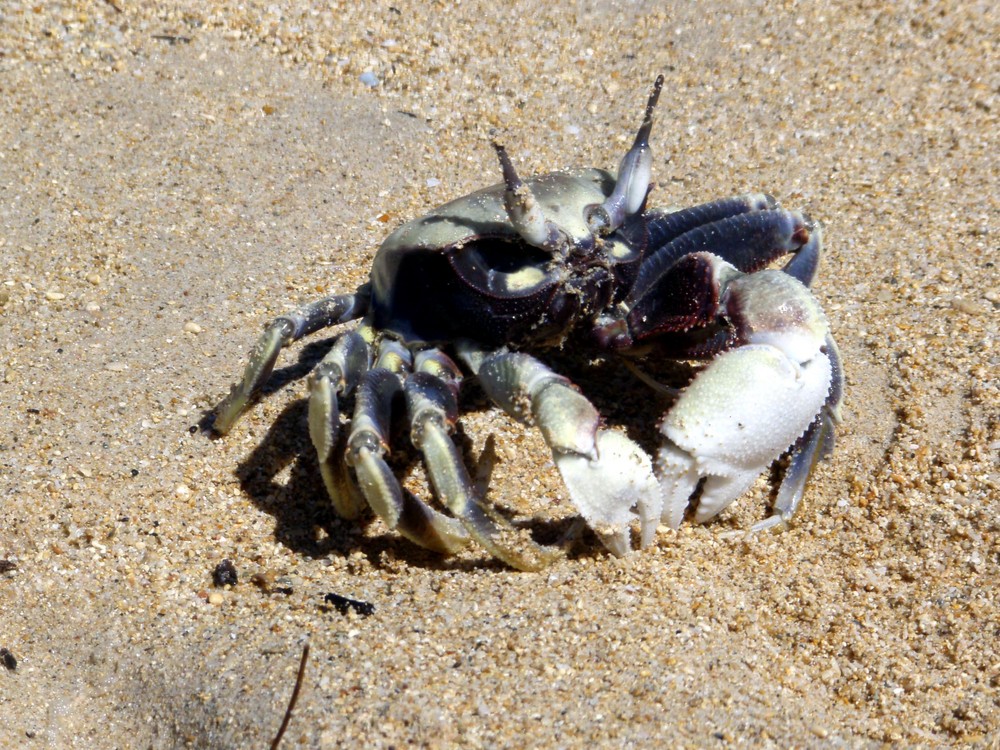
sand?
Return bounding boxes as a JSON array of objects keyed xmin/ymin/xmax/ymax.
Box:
[{"xmin": 0, "ymin": 1, "xmax": 997, "ymax": 747}]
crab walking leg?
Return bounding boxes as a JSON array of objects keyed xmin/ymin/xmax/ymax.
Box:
[
  {"xmin": 642, "ymin": 193, "xmax": 777, "ymax": 256},
  {"xmin": 460, "ymin": 344, "xmax": 661, "ymax": 556},
  {"xmin": 405, "ymin": 350, "xmax": 560, "ymax": 571},
  {"xmin": 780, "ymin": 222, "xmax": 823, "ymax": 288},
  {"xmin": 627, "ymin": 209, "xmax": 813, "ymax": 309},
  {"xmin": 307, "ymin": 329, "xmax": 371, "ymax": 519},
  {"xmin": 213, "ymin": 285, "xmax": 371, "ymax": 434},
  {"xmin": 346, "ymin": 340, "xmax": 469, "ymax": 554}
]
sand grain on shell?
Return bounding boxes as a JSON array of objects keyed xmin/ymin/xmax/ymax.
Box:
[{"xmin": 1, "ymin": 1, "xmax": 997, "ymax": 747}]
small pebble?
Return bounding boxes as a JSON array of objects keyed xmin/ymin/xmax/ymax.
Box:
[
  {"xmin": 0, "ymin": 648, "xmax": 16, "ymax": 671},
  {"xmin": 359, "ymin": 71, "xmax": 379, "ymax": 87},
  {"xmin": 183, "ymin": 321, "xmax": 203, "ymax": 334},
  {"xmin": 212, "ymin": 559, "xmax": 238, "ymax": 587},
  {"xmin": 950, "ymin": 297, "xmax": 983, "ymax": 315},
  {"xmin": 45, "ymin": 290, "xmax": 66, "ymax": 300}
]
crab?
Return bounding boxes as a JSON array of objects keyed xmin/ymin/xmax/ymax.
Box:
[{"xmin": 212, "ymin": 76, "xmax": 843, "ymax": 570}]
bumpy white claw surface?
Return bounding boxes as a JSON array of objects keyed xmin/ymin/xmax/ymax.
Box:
[
  {"xmin": 554, "ymin": 430, "xmax": 662, "ymax": 556},
  {"xmin": 659, "ymin": 343, "xmax": 832, "ymax": 528}
]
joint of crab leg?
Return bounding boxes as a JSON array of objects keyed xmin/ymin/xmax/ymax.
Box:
[
  {"xmin": 477, "ymin": 352, "xmax": 599, "ymax": 459},
  {"xmin": 212, "ymin": 288, "xmax": 370, "ymax": 435},
  {"xmin": 308, "ymin": 331, "xmax": 371, "ymax": 519},
  {"xmin": 414, "ymin": 348, "xmax": 463, "ymax": 388},
  {"xmin": 532, "ymin": 380, "xmax": 601, "ymax": 461},
  {"xmin": 406, "ymin": 372, "xmax": 558, "ymax": 570},
  {"xmin": 586, "ymin": 75, "xmax": 663, "ymax": 236},
  {"xmin": 281, "ymin": 285, "xmax": 371, "ymax": 340},
  {"xmin": 308, "ymin": 331, "xmax": 371, "ymax": 462},
  {"xmin": 474, "ymin": 350, "xmax": 661, "ymax": 556},
  {"xmin": 348, "ymin": 366, "xmax": 468, "ymax": 553},
  {"xmin": 353, "ymin": 444, "xmax": 469, "ymax": 554},
  {"xmin": 452, "ymin": 339, "xmax": 491, "ymax": 375},
  {"xmin": 492, "ymin": 142, "xmax": 568, "ymax": 254},
  {"xmin": 346, "ymin": 369, "xmax": 400, "ymax": 468},
  {"xmin": 344, "ymin": 360, "xmax": 405, "ymax": 521},
  {"xmin": 781, "ymin": 220, "xmax": 823, "ymax": 287},
  {"xmin": 373, "ymin": 337, "xmax": 412, "ymax": 373}
]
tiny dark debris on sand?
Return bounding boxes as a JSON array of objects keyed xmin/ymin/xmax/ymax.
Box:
[
  {"xmin": 212, "ymin": 559, "xmax": 239, "ymax": 587},
  {"xmin": 324, "ymin": 592, "xmax": 375, "ymax": 617},
  {"xmin": 1, "ymin": 648, "xmax": 17, "ymax": 672}
]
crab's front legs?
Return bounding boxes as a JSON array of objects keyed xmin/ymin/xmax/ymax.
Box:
[
  {"xmin": 346, "ymin": 340, "xmax": 469, "ymax": 554},
  {"xmin": 458, "ymin": 344, "xmax": 661, "ymax": 556},
  {"xmin": 213, "ymin": 285, "xmax": 371, "ymax": 434},
  {"xmin": 648, "ymin": 258, "xmax": 842, "ymax": 530},
  {"xmin": 658, "ymin": 339, "xmax": 837, "ymax": 530}
]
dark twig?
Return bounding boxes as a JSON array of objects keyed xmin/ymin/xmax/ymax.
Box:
[{"xmin": 270, "ymin": 642, "xmax": 310, "ymax": 750}]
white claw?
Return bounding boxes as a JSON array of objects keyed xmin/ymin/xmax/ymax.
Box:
[
  {"xmin": 658, "ymin": 343, "xmax": 832, "ymax": 528},
  {"xmin": 554, "ymin": 430, "xmax": 662, "ymax": 556}
]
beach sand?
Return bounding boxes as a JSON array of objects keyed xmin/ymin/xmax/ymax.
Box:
[{"xmin": 1, "ymin": 2, "xmax": 996, "ymax": 746}]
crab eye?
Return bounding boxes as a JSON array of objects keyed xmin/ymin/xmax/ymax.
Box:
[{"xmin": 584, "ymin": 204, "xmax": 611, "ymax": 236}]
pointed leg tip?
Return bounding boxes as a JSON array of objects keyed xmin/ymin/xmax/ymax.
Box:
[
  {"xmin": 595, "ymin": 527, "xmax": 633, "ymax": 558},
  {"xmin": 211, "ymin": 398, "xmax": 243, "ymax": 436}
]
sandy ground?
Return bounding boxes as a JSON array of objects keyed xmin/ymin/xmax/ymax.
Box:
[{"xmin": 1, "ymin": 1, "xmax": 997, "ymax": 747}]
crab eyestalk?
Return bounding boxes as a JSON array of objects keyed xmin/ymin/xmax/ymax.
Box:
[
  {"xmin": 492, "ymin": 142, "xmax": 569, "ymax": 255},
  {"xmin": 586, "ymin": 75, "xmax": 664, "ymax": 236}
]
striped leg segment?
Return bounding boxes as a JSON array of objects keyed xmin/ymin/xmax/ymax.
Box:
[
  {"xmin": 346, "ymin": 340, "xmax": 469, "ymax": 554},
  {"xmin": 405, "ymin": 350, "xmax": 559, "ymax": 571}
]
